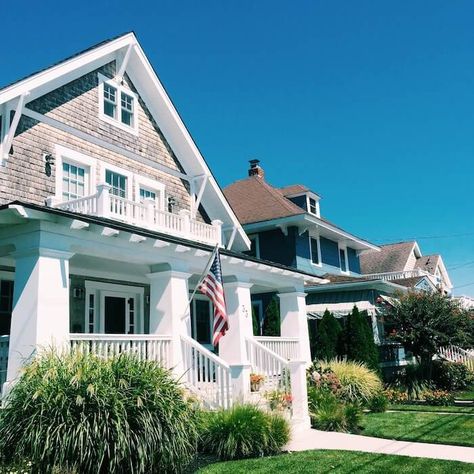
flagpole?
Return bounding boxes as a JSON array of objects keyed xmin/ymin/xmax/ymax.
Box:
[{"xmin": 181, "ymin": 244, "xmax": 219, "ymax": 319}]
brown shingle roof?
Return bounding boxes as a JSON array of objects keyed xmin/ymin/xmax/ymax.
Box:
[
  {"xmin": 415, "ymin": 255, "xmax": 440, "ymax": 275},
  {"xmin": 391, "ymin": 277, "xmax": 425, "ymax": 288},
  {"xmin": 360, "ymin": 241, "xmax": 416, "ymax": 274},
  {"xmin": 279, "ymin": 184, "xmax": 310, "ymax": 196},
  {"xmin": 223, "ymin": 176, "xmax": 305, "ymax": 224}
]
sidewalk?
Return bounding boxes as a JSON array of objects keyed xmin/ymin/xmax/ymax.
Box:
[{"xmin": 286, "ymin": 428, "xmax": 474, "ymax": 464}]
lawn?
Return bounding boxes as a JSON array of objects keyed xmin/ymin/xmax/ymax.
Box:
[
  {"xmin": 196, "ymin": 450, "xmax": 474, "ymax": 473},
  {"xmin": 361, "ymin": 412, "xmax": 474, "ymax": 447},
  {"xmin": 389, "ymin": 404, "xmax": 474, "ymax": 414},
  {"xmin": 456, "ymin": 387, "xmax": 474, "ymax": 401}
]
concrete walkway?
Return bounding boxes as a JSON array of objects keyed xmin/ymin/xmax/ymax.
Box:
[{"xmin": 286, "ymin": 428, "xmax": 474, "ymax": 464}]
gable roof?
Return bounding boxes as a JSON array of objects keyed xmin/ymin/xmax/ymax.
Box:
[
  {"xmin": 415, "ymin": 254, "xmax": 440, "ymax": 274},
  {"xmin": 279, "ymin": 184, "xmax": 310, "ymax": 197},
  {"xmin": 360, "ymin": 241, "xmax": 417, "ymax": 274},
  {"xmin": 224, "ymin": 176, "xmax": 305, "ymax": 224},
  {"xmin": 0, "ymin": 32, "xmax": 250, "ymax": 251}
]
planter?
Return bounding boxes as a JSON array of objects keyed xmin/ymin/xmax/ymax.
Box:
[{"xmin": 251, "ymin": 382, "xmax": 263, "ymax": 392}]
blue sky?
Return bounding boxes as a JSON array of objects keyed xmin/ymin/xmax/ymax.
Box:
[{"xmin": 2, "ymin": 1, "xmax": 474, "ymax": 294}]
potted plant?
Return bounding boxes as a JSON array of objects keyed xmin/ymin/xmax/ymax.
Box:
[{"xmin": 250, "ymin": 373, "xmax": 265, "ymax": 392}]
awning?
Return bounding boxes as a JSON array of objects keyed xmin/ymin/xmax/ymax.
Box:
[{"xmin": 306, "ymin": 301, "xmax": 375, "ymax": 319}]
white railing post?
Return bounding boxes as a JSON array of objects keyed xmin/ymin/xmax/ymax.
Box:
[
  {"xmin": 96, "ymin": 183, "xmax": 111, "ymax": 218},
  {"xmin": 179, "ymin": 209, "xmax": 191, "ymax": 237},
  {"xmin": 45, "ymin": 196, "xmax": 61, "ymax": 207},
  {"xmin": 211, "ymin": 219, "xmax": 223, "ymax": 246},
  {"xmin": 144, "ymin": 197, "xmax": 155, "ymax": 227},
  {"xmin": 289, "ymin": 360, "xmax": 311, "ymax": 429}
]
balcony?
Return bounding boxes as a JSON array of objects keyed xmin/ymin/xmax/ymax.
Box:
[{"xmin": 48, "ymin": 184, "xmax": 222, "ymax": 246}]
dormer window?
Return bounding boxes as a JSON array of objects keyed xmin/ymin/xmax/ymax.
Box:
[
  {"xmin": 98, "ymin": 74, "xmax": 138, "ymax": 134},
  {"xmin": 309, "ymin": 197, "xmax": 317, "ymax": 215}
]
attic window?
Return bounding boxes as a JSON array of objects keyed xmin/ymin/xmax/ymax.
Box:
[
  {"xmin": 309, "ymin": 197, "xmax": 317, "ymax": 215},
  {"xmin": 98, "ymin": 74, "xmax": 138, "ymax": 134}
]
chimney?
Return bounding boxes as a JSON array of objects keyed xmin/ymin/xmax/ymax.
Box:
[{"xmin": 248, "ymin": 159, "xmax": 264, "ymax": 179}]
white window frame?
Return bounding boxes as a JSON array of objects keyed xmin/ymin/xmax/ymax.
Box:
[
  {"xmin": 84, "ymin": 281, "xmax": 144, "ymax": 334},
  {"xmin": 98, "ymin": 73, "xmax": 139, "ymax": 135},
  {"xmin": 54, "ymin": 145, "xmax": 97, "ymax": 202},
  {"xmin": 338, "ymin": 244, "xmax": 349, "ymax": 274},
  {"xmin": 134, "ymin": 175, "xmax": 166, "ymax": 211},
  {"xmin": 309, "ymin": 233, "xmax": 322, "ymax": 267},
  {"xmin": 306, "ymin": 194, "xmax": 320, "ymax": 217},
  {"xmin": 100, "ymin": 162, "xmax": 133, "ymax": 200}
]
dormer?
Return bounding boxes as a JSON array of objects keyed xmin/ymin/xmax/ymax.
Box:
[{"xmin": 280, "ymin": 186, "xmax": 321, "ymax": 218}]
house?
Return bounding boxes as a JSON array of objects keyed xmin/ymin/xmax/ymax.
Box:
[
  {"xmin": 360, "ymin": 241, "xmax": 453, "ymax": 295},
  {"xmin": 0, "ymin": 33, "xmax": 324, "ymax": 426}
]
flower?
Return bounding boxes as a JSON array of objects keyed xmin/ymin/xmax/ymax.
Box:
[{"xmin": 250, "ymin": 373, "xmax": 265, "ymax": 384}]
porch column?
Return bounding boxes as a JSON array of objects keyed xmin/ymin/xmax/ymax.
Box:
[
  {"xmin": 278, "ymin": 291, "xmax": 311, "ymax": 365},
  {"xmin": 220, "ymin": 279, "xmax": 253, "ymax": 401},
  {"xmin": 6, "ymin": 248, "xmax": 73, "ymax": 390},
  {"xmin": 147, "ymin": 270, "xmax": 191, "ymax": 376}
]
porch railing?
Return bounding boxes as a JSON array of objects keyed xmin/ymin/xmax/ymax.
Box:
[
  {"xmin": 246, "ymin": 338, "xmax": 291, "ymax": 392},
  {"xmin": 0, "ymin": 335, "xmax": 9, "ymax": 386},
  {"xmin": 254, "ymin": 336, "xmax": 300, "ymax": 360},
  {"xmin": 180, "ymin": 335, "xmax": 232, "ymax": 409},
  {"xmin": 52, "ymin": 184, "xmax": 222, "ymax": 245},
  {"xmin": 70, "ymin": 334, "xmax": 173, "ymax": 368},
  {"xmin": 438, "ymin": 345, "xmax": 474, "ymax": 371}
]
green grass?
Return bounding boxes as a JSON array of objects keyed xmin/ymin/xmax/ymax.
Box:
[
  {"xmin": 196, "ymin": 450, "xmax": 474, "ymax": 473},
  {"xmin": 389, "ymin": 404, "xmax": 474, "ymax": 414},
  {"xmin": 361, "ymin": 412, "xmax": 474, "ymax": 447},
  {"xmin": 455, "ymin": 388, "xmax": 474, "ymax": 401}
]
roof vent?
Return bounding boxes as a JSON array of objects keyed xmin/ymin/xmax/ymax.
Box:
[{"xmin": 248, "ymin": 159, "xmax": 264, "ymax": 179}]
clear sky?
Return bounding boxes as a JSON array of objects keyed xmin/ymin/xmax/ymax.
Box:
[{"xmin": 2, "ymin": 1, "xmax": 474, "ymax": 294}]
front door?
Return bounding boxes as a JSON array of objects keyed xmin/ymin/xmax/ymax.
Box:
[
  {"xmin": 191, "ymin": 297, "xmax": 213, "ymax": 351},
  {"xmin": 104, "ymin": 296, "xmax": 126, "ymax": 334}
]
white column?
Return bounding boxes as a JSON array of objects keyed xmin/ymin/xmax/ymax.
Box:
[
  {"xmin": 220, "ymin": 280, "xmax": 253, "ymax": 401},
  {"xmin": 147, "ymin": 270, "xmax": 191, "ymax": 375},
  {"xmin": 278, "ymin": 291, "xmax": 311, "ymax": 365},
  {"xmin": 6, "ymin": 248, "xmax": 73, "ymax": 389},
  {"xmin": 289, "ymin": 360, "xmax": 311, "ymax": 429}
]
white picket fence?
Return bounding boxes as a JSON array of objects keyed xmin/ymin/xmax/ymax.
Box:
[{"xmin": 438, "ymin": 345, "xmax": 474, "ymax": 371}]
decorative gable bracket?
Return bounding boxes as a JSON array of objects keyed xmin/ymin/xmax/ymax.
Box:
[{"xmin": 1, "ymin": 92, "xmax": 29, "ymax": 164}]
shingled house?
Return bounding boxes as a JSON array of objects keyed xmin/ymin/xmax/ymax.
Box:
[{"xmin": 0, "ymin": 33, "xmax": 326, "ymax": 425}]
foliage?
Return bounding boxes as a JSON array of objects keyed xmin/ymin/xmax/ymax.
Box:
[
  {"xmin": 0, "ymin": 349, "xmax": 199, "ymax": 474},
  {"xmin": 308, "ymin": 389, "xmax": 361, "ymax": 432},
  {"xmin": 307, "ymin": 364, "xmax": 342, "ymax": 396},
  {"xmin": 315, "ymin": 360, "xmax": 382, "ymax": 403},
  {"xmin": 199, "ymin": 405, "xmax": 290, "ymax": 460},
  {"xmin": 368, "ymin": 392, "xmax": 388, "ymax": 412},
  {"xmin": 262, "ymin": 297, "xmax": 280, "ymax": 336},
  {"xmin": 264, "ymin": 390, "xmax": 293, "ymax": 411},
  {"xmin": 386, "ymin": 291, "xmax": 471, "ymax": 378},
  {"xmin": 432, "ymin": 360, "xmax": 473, "ymax": 391},
  {"xmin": 422, "ymin": 390, "xmax": 455, "ymax": 406},
  {"xmin": 314, "ymin": 310, "xmax": 342, "ymax": 361},
  {"xmin": 390, "ymin": 363, "xmax": 432, "ymax": 400},
  {"xmin": 383, "ymin": 388, "xmax": 409, "ymax": 404},
  {"xmin": 343, "ymin": 306, "xmax": 379, "ymax": 370}
]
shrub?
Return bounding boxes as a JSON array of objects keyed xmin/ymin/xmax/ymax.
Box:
[
  {"xmin": 368, "ymin": 392, "xmax": 388, "ymax": 412},
  {"xmin": 308, "ymin": 389, "xmax": 361, "ymax": 432},
  {"xmin": 307, "ymin": 365, "xmax": 342, "ymax": 396},
  {"xmin": 383, "ymin": 388, "xmax": 408, "ymax": 404},
  {"xmin": 391, "ymin": 363, "xmax": 432, "ymax": 400},
  {"xmin": 199, "ymin": 404, "xmax": 290, "ymax": 460},
  {"xmin": 432, "ymin": 360, "xmax": 473, "ymax": 391},
  {"xmin": 316, "ymin": 360, "xmax": 382, "ymax": 403},
  {"xmin": 0, "ymin": 349, "xmax": 199, "ymax": 473},
  {"xmin": 265, "ymin": 390, "xmax": 293, "ymax": 411},
  {"xmin": 315, "ymin": 310, "xmax": 342, "ymax": 361},
  {"xmin": 422, "ymin": 390, "xmax": 455, "ymax": 406}
]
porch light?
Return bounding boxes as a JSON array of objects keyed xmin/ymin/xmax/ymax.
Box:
[{"xmin": 72, "ymin": 288, "xmax": 84, "ymax": 299}]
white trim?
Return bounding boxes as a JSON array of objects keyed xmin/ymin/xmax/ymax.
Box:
[
  {"xmin": 338, "ymin": 244, "xmax": 349, "ymax": 274},
  {"xmin": 100, "ymin": 161, "xmax": 133, "ymax": 199},
  {"xmin": 54, "ymin": 145, "xmax": 97, "ymax": 201},
  {"xmin": 251, "ymin": 299, "xmax": 264, "ymax": 336},
  {"xmin": 98, "ymin": 73, "xmax": 139, "ymax": 135},
  {"xmin": 134, "ymin": 174, "xmax": 165, "ymax": 210},
  {"xmin": 306, "ymin": 194, "xmax": 320, "ymax": 218},
  {"xmin": 308, "ymin": 233, "xmax": 322, "ymax": 267},
  {"xmin": 84, "ymin": 280, "xmax": 144, "ymax": 334}
]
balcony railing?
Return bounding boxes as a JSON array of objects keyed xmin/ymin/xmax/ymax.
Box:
[
  {"xmin": 49, "ymin": 184, "xmax": 222, "ymax": 246},
  {"xmin": 254, "ymin": 336, "xmax": 300, "ymax": 360}
]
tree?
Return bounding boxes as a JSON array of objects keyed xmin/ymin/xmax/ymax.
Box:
[
  {"xmin": 315, "ymin": 310, "xmax": 342, "ymax": 361},
  {"xmin": 262, "ymin": 297, "xmax": 280, "ymax": 336},
  {"xmin": 387, "ymin": 291, "xmax": 470, "ymax": 379},
  {"xmin": 344, "ymin": 306, "xmax": 379, "ymax": 371}
]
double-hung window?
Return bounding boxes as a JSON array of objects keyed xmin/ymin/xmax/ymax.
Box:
[
  {"xmin": 309, "ymin": 197, "xmax": 317, "ymax": 215},
  {"xmin": 62, "ymin": 162, "xmax": 85, "ymax": 201},
  {"xmin": 339, "ymin": 247, "xmax": 348, "ymax": 273},
  {"xmin": 106, "ymin": 170, "xmax": 127, "ymax": 198},
  {"xmin": 139, "ymin": 188, "xmax": 157, "ymax": 202},
  {"xmin": 99, "ymin": 74, "xmax": 138, "ymax": 134},
  {"xmin": 310, "ymin": 236, "xmax": 320, "ymax": 265}
]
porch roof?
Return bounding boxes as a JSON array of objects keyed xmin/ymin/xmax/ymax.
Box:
[{"xmin": 0, "ymin": 201, "xmax": 328, "ymax": 288}]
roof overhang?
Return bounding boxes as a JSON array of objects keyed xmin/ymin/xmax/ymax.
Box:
[{"xmin": 306, "ymin": 279, "xmax": 407, "ymax": 293}]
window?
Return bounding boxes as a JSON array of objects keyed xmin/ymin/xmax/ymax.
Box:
[
  {"xmin": 310, "ymin": 236, "xmax": 320, "ymax": 265},
  {"xmin": 98, "ymin": 74, "xmax": 138, "ymax": 133},
  {"xmin": 62, "ymin": 162, "xmax": 85, "ymax": 201},
  {"xmin": 309, "ymin": 197, "xmax": 317, "ymax": 215},
  {"xmin": 139, "ymin": 188, "xmax": 156, "ymax": 202},
  {"xmin": 191, "ymin": 298, "xmax": 212, "ymax": 347},
  {"xmin": 0, "ymin": 279, "xmax": 13, "ymax": 335},
  {"xmin": 106, "ymin": 170, "xmax": 127, "ymax": 198},
  {"xmin": 339, "ymin": 247, "xmax": 348, "ymax": 273}
]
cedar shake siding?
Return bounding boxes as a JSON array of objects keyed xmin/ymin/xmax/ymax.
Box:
[{"xmin": 0, "ymin": 61, "xmax": 206, "ymax": 222}]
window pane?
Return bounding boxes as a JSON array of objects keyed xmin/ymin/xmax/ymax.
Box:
[
  {"xmin": 104, "ymin": 101, "xmax": 116, "ymax": 118},
  {"xmin": 62, "ymin": 161, "xmax": 86, "ymax": 200},
  {"xmin": 106, "ymin": 170, "xmax": 127, "ymax": 198},
  {"xmin": 121, "ymin": 92, "xmax": 134, "ymax": 126},
  {"xmin": 195, "ymin": 300, "xmax": 211, "ymax": 344},
  {"xmin": 104, "ymin": 84, "xmax": 116, "ymax": 102},
  {"xmin": 310, "ymin": 238, "xmax": 319, "ymax": 264},
  {"xmin": 340, "ymin": 249, "xmax": 347, "ymax": 272},
  {"xmin": 121, "ymin": 110, "xmax": 133, "ymax": 126}
]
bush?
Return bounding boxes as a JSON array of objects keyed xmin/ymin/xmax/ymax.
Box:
[
  {"xmin": 0, "ymin": 349, "xmax": 198, "ymax": 473},
  {"xmin": 383, "ymin": 388, "xmax": 408, "ymax": 404},
  {"xmin": 316, "ymin": 360, "xmax": 382, "ymax": 404},
  {"xmin": 422, "ymin": 390, "xmax": 455, "ymax": 406},
  {"xmin": 432, "ymin": 360, "xmax": 473, "ymax": 391},
  {"xmin": 391, "ymin": 363, "xmax": 432, "ymax": 400},
  {"xmin": 315, "ymin": 310, "xmax": 342, "ymax": 361},
  {"xmin": 368, "ymin": 392, "xmax": 388, "ymax": 412},
  {"xmin": 199, "ymin": 404, "xmax": 290, "ymax": 460},
  {"xmin": 307, "ymin": 365, "xmax": 342, "ymax": 396},
  {"xmin": 308, "ymin": 389, "xmax": 361, "ymax": 432}
]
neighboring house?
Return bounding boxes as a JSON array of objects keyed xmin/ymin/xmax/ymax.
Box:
[
  {"xmin": 0, "ymin": 33, "xmax": 323, "ymax": 425},
  {"xmin": 360, "ymin": 241, "xmax": 453, "ymax": 295}
]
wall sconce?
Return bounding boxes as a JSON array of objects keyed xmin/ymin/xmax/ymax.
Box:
[
  {"xmin": 72, "ymin": 288, "xmax": 84, "ymax": 299},
  {"xmin": 43, "ymin": 153, "xmax": 55, "ymax": 177},
  {"xmin": 167, "ymin": 196, "xmax": 176, "ymax": 213}
]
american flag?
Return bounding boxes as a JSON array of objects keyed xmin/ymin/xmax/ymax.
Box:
[{"xmin": 199, "ymin": 249, "xmax": 229, "ymax": 346}]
